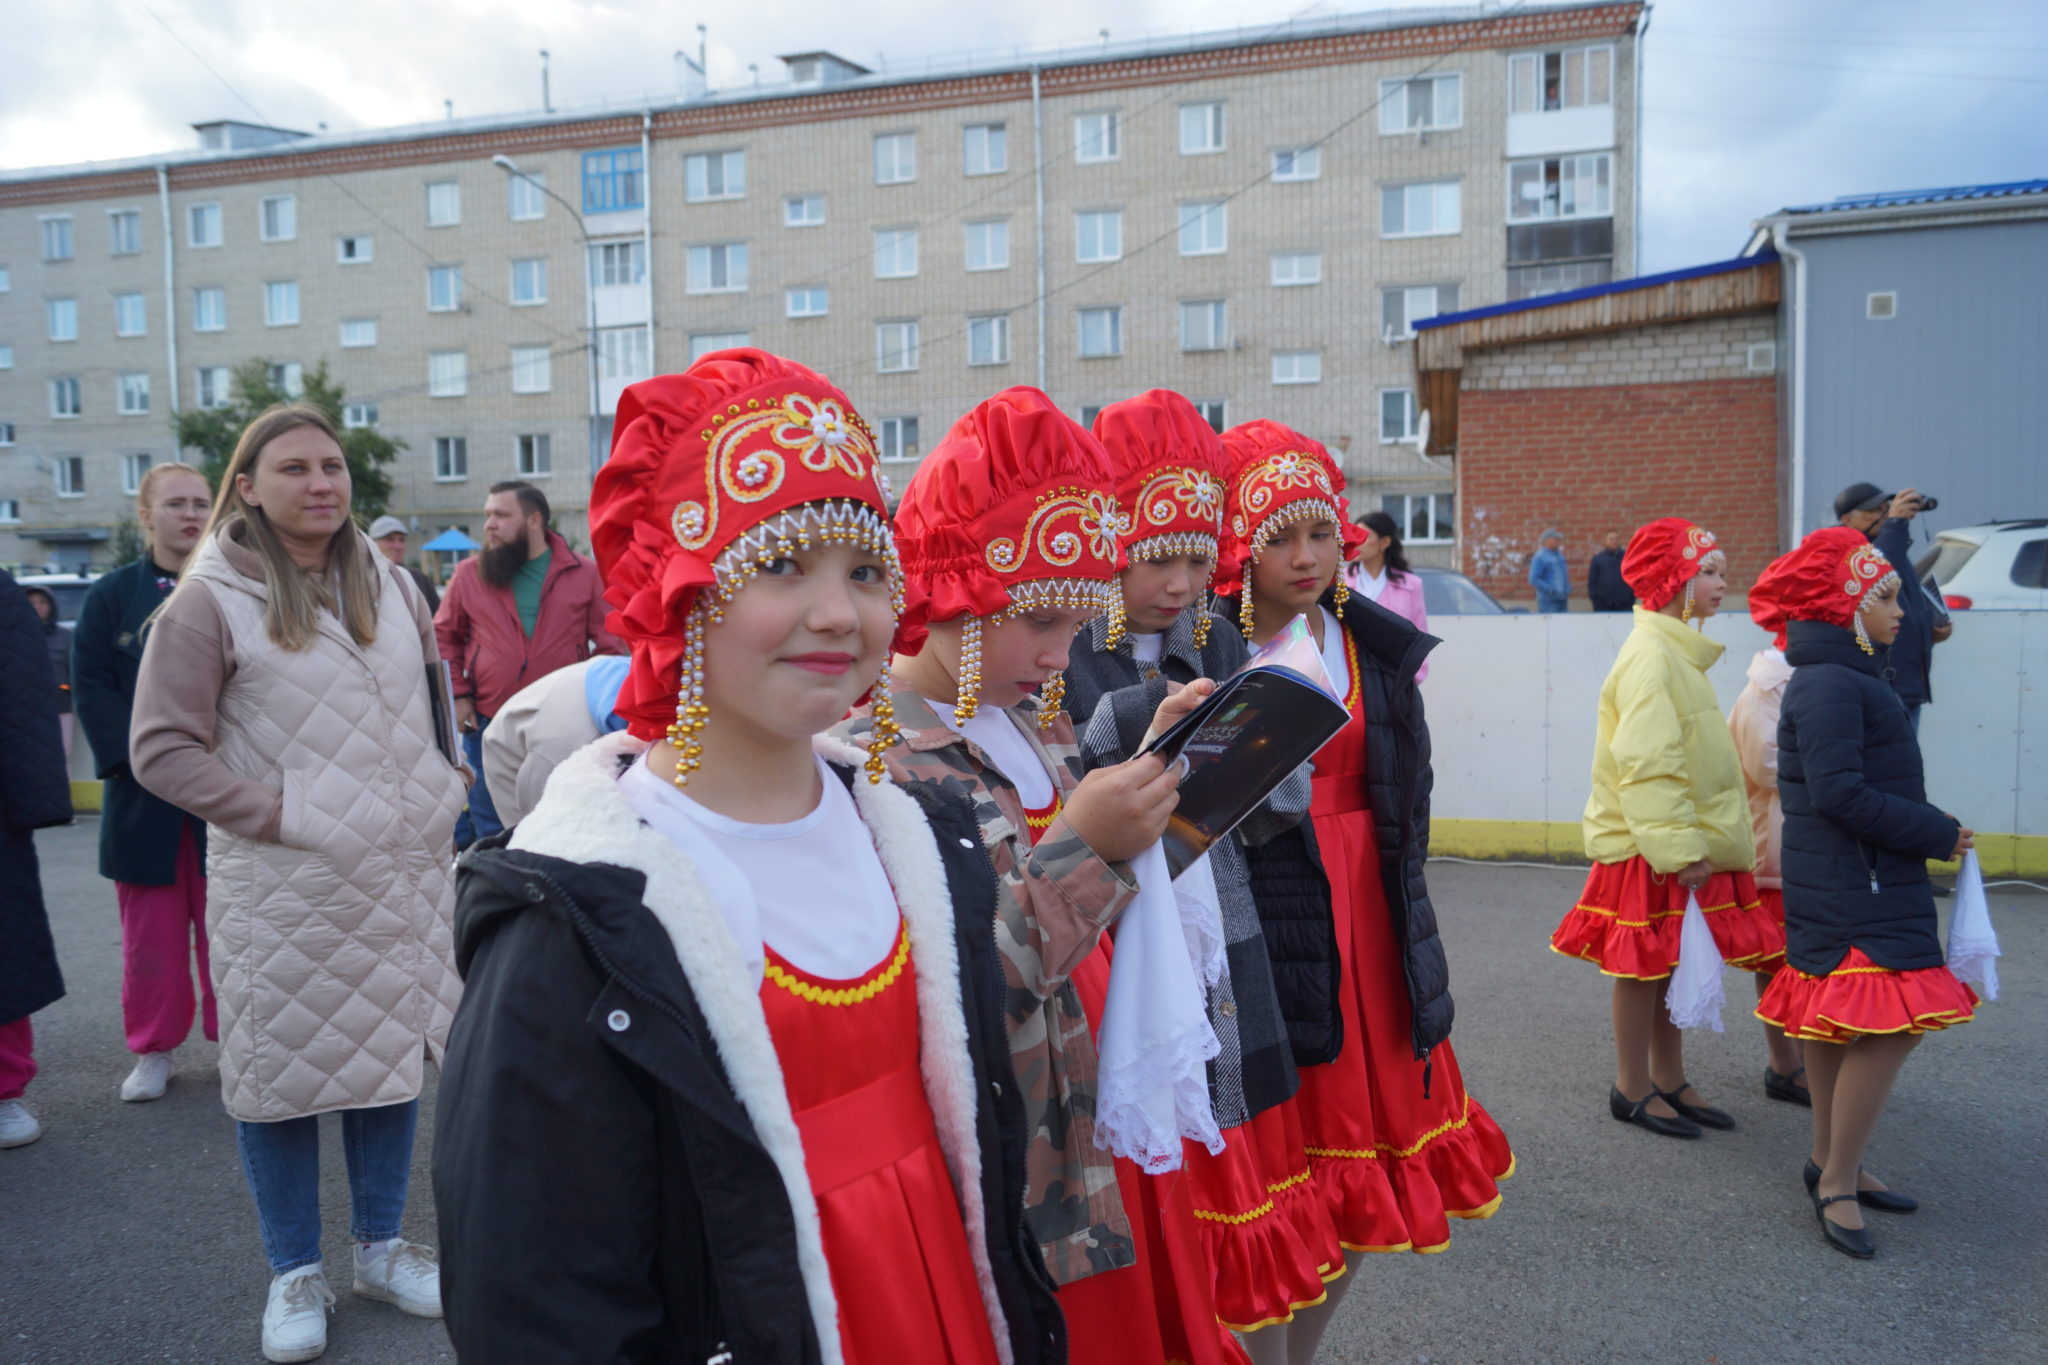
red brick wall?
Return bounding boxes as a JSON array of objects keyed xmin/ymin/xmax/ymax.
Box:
[{"xmin": 1458, "ymin": 376, "xmax": 1779, "ymax": 603}]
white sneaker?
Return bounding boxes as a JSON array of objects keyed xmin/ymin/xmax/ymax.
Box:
[
  {"xmin": 353, "ymin": 1238, "xmax": 442, "ymax": 1318},
  {"xmin": 261, "ymin": 1264, "xmax": 334, "ymax": 1363},
  {"xmin": 121, "ymin": 1052, "xmax": 175, "ymax": 1102},
  {"xmin": 0, "ymin": 1100, "xmax": 40, "ymax": 1148}
]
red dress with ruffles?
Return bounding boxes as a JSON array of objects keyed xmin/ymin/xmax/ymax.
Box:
[
  {"xmin": 760, "ymin": 921, "xmax": 1000, "ymax": 1365},
  {"xmin": 1755, "ymin": 947, "xmax": 1977, "ymax": 1043},
  {"xmin": 1552, "ymin": 858, "xmax": 1786, "ymax": 981},
  {"xmin": 1292, "ymin": 627, "xmax": 1516, "ymax": 1255}
]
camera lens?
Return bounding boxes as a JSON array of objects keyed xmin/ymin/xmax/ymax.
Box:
[{"xmin": 1918, "ymin": 496, "xmax": 1938, "ymax": 513}]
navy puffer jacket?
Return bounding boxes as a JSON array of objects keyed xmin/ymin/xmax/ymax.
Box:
[{"xmin": 1778, "ymin": 619, "xmax": 1960, "ymax": 973}]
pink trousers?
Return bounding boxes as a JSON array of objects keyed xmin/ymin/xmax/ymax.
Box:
[
  {"xmin": 0, "ymin": 1017, "xmax": 32, "ymax": 1101},
  {"xmin": 117, "ymin": 825, "xmax": 216, "ymax": 1056}
]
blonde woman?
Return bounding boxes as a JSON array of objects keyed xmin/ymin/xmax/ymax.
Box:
[{"xmin": 132, "ymin": 406, "xmax": 466, "ymax": 1363}]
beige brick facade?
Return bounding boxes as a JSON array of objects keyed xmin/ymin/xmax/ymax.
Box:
[{"xmin": 1463, "ymin": 315, "xmax": 1776, "ymax": 390}]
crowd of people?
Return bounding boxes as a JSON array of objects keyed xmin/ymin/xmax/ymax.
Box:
[{"xmin": 0, "ymin": 346, "xmax": 1984, "ymax": 1363}]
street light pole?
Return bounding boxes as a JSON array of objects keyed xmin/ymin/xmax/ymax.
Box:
[{"xmin": 492, "ymin": 154, "xmax": 603, "ymax": 484}]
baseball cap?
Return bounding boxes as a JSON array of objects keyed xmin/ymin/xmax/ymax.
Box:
[
  {"xmin": 368, "ymin": 515, "xmax": 408, "ymax": 539},
  {"xmin": 1832, "ymin": 482, "xmax": 1891, "ymax": 519}
]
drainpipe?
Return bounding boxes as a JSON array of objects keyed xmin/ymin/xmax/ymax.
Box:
[
  {"xmin": 1633, "ymin": 6, "xmax": 1649, "ymax": 276},
  {"xmin": 641, "ymin": 109, "xmax": 656, "ymax": 375},
  {"xmin": 156, "ymin": 165, "xmax": 180, "ymax": 411},
  {"xmin": 1770, "ymin": 217, "xmax": 1809, "ymax": 543},
  {"xmin": 1030, "ymin": 65, "xmax": 1048, "ymax": 391}
]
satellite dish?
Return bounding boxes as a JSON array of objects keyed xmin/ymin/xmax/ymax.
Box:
[{"xmin": 1410, "ymin": 408, "xmax": 1432, "ymax": 451}]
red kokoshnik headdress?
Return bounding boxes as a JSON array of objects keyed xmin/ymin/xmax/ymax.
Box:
[
  {"xmin": 591, "ymin": 347, "xmax": 904, "ymax": 782},
  {"xmin": 1214, "ymin": 420, "xmax": 1364, "ymax": 638},
  {"xmin": 1749, "ymin": 525, "xmax": 1901, "ymax": 656},
  {"xmin": 1091, "ymin": 390, "xmax": 1230, "ymax": 649},
  {"xmin": 892, "ymin": 386, "xmax": 1123, "ymax": 727},
  {"xmin": 1623, "ymin": 516, "xmax": 1726, "ymax": 622}
]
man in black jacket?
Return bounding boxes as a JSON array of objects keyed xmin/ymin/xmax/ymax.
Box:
[
  {"xmin": 1835, "ymin": 483, "xmax": 1941, "ymax": 728},
  {"xmin": 1587, "ymin": 530, "xmax": 1633, "ymax": 611}
]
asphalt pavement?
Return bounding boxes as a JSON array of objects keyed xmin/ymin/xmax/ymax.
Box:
[{"xmin": 2, "ymin": 819, "xmax": 2041, "ymax": 1364}]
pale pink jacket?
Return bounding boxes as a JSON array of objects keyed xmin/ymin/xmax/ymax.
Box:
[
  {"xmin": 1348, "ymin": 564, "xmax": 1431, "ymax": 683},
  {"xmin": 1726, "ymin": 647, "xmax": 1794, "ymax": 890}
]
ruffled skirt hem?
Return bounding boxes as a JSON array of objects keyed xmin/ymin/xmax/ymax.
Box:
[
  {"xmin": 1304, "ymin": 1094, "xmax": 1516, "ymax": 1255},
  {"xmin": 1754, "ymin": 948, "xmax": 1978, "ymax": 1043},
  {"xmin": 1552, "ymin": 858, "xmax": 1785, "ymax": 980}
]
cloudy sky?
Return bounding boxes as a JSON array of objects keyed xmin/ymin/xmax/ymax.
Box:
[{"xmin": 5, "ymin": 0, "xmax": 2043, "ymax": 270}]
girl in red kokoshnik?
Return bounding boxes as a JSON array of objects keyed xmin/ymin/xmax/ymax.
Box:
[
  {"xmin": 834, "ymin": 387, "xmax": 1249, "ymax": 1365},
  {"xmin": 433, "ymin": 351, "xmax": 1063, "ymax": 1365},
  {"xmin": 1214, "ymin": 420, "xmax": 1514, "ymax": 1337},
  {"xmin": 1551, "ymin": 518, "xmax": 1783, "ymax": 1139},
  {"xmin": 1751, "ymin": 527, "xmax": 1979, "ymax": 1259}
]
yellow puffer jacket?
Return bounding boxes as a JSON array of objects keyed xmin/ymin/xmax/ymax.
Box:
[{"xmin": 1582, "ymin": 608, "xmax": 1756, "ymax": 874}]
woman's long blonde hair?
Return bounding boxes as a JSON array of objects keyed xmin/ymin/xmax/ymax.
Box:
[{"xmin": 199, "ymin": 404, "xmax": 380, "ymax": 650}]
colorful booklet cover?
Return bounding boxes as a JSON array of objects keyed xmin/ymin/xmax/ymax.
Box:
[{"xmin": 1142, "ymin": 617, "xmax": 1350, "ymax": 878}]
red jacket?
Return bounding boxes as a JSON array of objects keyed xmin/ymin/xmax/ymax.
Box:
[{"xmin": 433, "ymin": 530, "xmax": 623, "ymax": 718}]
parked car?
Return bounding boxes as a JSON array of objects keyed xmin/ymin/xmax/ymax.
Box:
[
  {"xmin": 1914, "ymin": 521, "xmax": 2048, "ymax": 611},
  {"xmin": 14, "ymin": 571, "xmax": 103, "ymax": 625},
  {"xmin": 1413, "ymin": 566, "xmax": 1513, "ymax": 616}
]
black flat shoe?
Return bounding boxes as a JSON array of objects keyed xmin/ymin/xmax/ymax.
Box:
[
  {"xmin": 1802, "ymin": 1160, "xmax": 1918, "ymax": 1214},
  {"xmin": 1656, "ymin": 1081, "xmax": 1736, "ymax": 1130},
  {"xmin": 1609, "ymin": 1086, "xmax": 1702, "ymax": 1139},
  {"xmin": 1813, "ymin": 1192, "xmax": 1876, "ymax": 1258},
  {"xmin": 1765, "ymin": 1065, "xmax": 1812, "ymax": 1107}
]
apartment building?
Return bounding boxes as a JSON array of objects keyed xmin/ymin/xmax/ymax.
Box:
[{"xmin": 0, "ymin": 0, "xmax": 1643, "ymax": 572}]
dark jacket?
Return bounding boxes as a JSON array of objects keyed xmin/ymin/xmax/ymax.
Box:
[
  {"xmin": 1778, "ymin": 619, "xmax": 1959, "ymax": 974},
  {"xmin": 434, "ymin": 753, "xmax": 1063, "ymax": 1365},
  {"xmin": 0, "ymin": 570, "xmax": 72, "ymax": 1024},
  {"xmin": 1870, "ymin": 517, "xmax": 1936, "ymax": 706},
  {"xmin": 71, "ymin": 557, "xmax": 209, "ymax": 885},
  {"xmin": 1587, "ymin": 547, "xmax": 1633, "ymax": 612},
  {"xmin": 21, "ymin": 591, "xmax": 73, "ymax": 714}
]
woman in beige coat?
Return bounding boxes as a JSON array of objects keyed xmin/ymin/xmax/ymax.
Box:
[{"xmin": 133, "ymin": 405, "xmax": 465, "ymax": 1364}]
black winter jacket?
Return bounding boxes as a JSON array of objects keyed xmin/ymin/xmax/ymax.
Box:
[
  {"xmin": 1871, "ymin": 517, "xmax": 1937, "ymax": 707},
  {"xmin": 434, "ymin": 754, "xmax": 1064, "ymax": 1365},
  {"xmin": 0, "ymin": 570, "xmax": 72, "ymax": 1024},
  {"xmin": 1778, "ymin": 619, "xmax": 1960, "ymax": 974},
  {"xmin": 1587, "ymin": 547, "xmax": 1633, "ymax": 612}
]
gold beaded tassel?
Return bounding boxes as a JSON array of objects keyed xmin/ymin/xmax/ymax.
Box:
[
  {"xmin": 864, "ymin": 656, "xmax": 904, "ymax": 783},
  {"xmin": 1104, "ymin": 588, "xmax": 1129, "ymax": 652},
  {"xmin": 1681, "ymin": 579, "xmax": 1696, "ymax": 626},
  {"xmin": 666, "ymin": 606, "xmax": 711, "ymax": 787},
  {"xmin": 1037, "ymin": 671, "xmax": 1066, "ymax": 731},
  {"xmin": 1333, "ymin": 577, "xmax": 1351, "ymax": 620},
  {"xmin": 1854, "ymin": 610, "xmax": 1876, "ymax": 656},
  {"xmin": 953, "ymin": 615, "xmax": 985, "ymax": 726},
  {"xmin": 1237, "ymin": 565, "xmax": 1256, "ymax": 640}
]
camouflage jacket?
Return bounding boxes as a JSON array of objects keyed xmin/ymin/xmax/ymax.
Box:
[{"xmin": 835, "ymin": 688, "xmax": 1139, "ymax": 1286}]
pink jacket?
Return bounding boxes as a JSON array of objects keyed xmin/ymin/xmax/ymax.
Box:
[
  {"xmin": 433, "ymin": 529, "xmax": 623, "ymax": 718},
  {"xmin": 1727, "ymin": 647, "xmax": 1793, "ymax": 889},
  {"xmin": 1348, "ymin": 564, "xmax": 1431, "ymax": 683}
]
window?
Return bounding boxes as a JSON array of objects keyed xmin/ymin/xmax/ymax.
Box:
[
  {"xmin": 0, "ymin": 499, "xmax": 18, "ymax": 522},
  {"xmin": 434, "ymin": 436, "xmax": 469, "ymax": 481},
  {"xmin": 429, "ymin": 351, "xmax": 468, "ymax": 397},
  {"xmin": 0, "ymin": 427, "xmax": 13, "ymax": 448},
  {"xmin": 188, "ymin": 202, "xmax": 222, "ymax": 247},
  {"xmin": 1179, "ymin": 300, "xmax": 1227, "ymax": 352},
  {"xmin": 1383, "ymin": 492, "xmax": 1455, "ymax": 545},
  {"xmin": 269, "ymin": 362, "xmax": 304, "ymax": 396},
  {"xmin": 685, "ymin": 151, "xmax": 746, "ymax": 202},
  {"xmin": 1382, "ymin": 284, "xmax": 1460, "ymax": 338},
  {"xmin": 964, "ymin": 220, "xmax": 1009, "ymax": 272},
  {"xmin": 878, "ymin": 416, "xmax": 920, "ymax": 463},
  {"xmin": 1077, "ymin": 306, "xmax": 1122, "ymax": 358},
  {"xmin": 1078, "ymin": 406, "xmax": 1104, "ymax": 428},
  {"xmin": 511, "ymin": 257, "xmax": 547, "ymax": 305},
  {"xmin": 582, "ymin": 148, "xmax": 647, "ymax": 212},
  {"xmin": 517, "ymin": 433, "xmax": 552, "ymax": 477},
  {"xmin": 1381, "ymin": 181, "xmax": 1462, "ymax": 237},
  {"xmin": 1272, "ymin": 351, "xmax": 1321, "ymax": 385},
  {"xmin": 193, "ymin": 287, "xmax": 225, "ymax": 331},
  {"xmin": 967, "ymin": 315, "xmax": 1010, "ymax": 366},
  {"xmin": 1193, "ymin": 398, "xmax": 1228, "ymax": 433},
  {"xmin": 599, "ymin": 328, "xmax": 651, "ymax": 384},
  {"xmin": 1074, "ymin": 112, "xmax": 1120, "ymax": 163},
  {"xmin": 260, "ymin": 194, "xmax": 297, "ymax": 242},
  {"xmin": 1178, "ymin": 202, "xmax": 1227, "ymax": 256},
  {"xmin": 873, "ymin": 133, "xmax": 916, "ymax": 185},
  {"xmin": 1271, "ymin": 251, "xmax": 1321, "ymax": 287},
  {"xmin": 0, "ymin": 345, "xmax": 10, "ymax": 369},
  {"xmin": 115, "ymin": 292, "xmax": 148, "ymax": 336},
  {"xmin": 1379, "ymin": 388, "xmax": 1418, "ymax": 441},
  {"xmin": 51, "ymin": 377, "xmax": 82, "ymax": 417},
  {"xmin": 1510, "ymin": 45, "xmax": 1614, "ymax": 114},
  {"xmin": 196, "ymin": 366, "xmax": 230, "ymax": 410},
  {"xmin": 1075, "ymin": 210, "xmax": 1122, "ymax": 263},
  {"xmin": 786, "ymin": 286, "xmax": 829, "ymax": 318},
  {"xmin": 1272, "ymin": 147, "xmax": 1322, "ymax": 182},
  {"xmin": 122, "ymin": 452, "xmax": 153, "ymax": 494},
  {"xmin": 688, "ymin": 332, "xmax": 750, "ymax": 362},
  {"xmin": 340, "ymin": 318, "xmax": 378, "ymax": 348},
  {"xmin": 343, "ymin": 403, "xmax": 379, "ymax": 428},
  {"xmin": 0, "ymin": 266, "xmax": 9, "ymax": 291},
  {"xmin": 118, "ymin": 373, "xmax": 151, "ymax": 415},
  {"xmin": 1508, "ymin": 154, "xmax": 1612, "ymax": 222},
  {"xmin": 873, "ymin": 228, "xmax": 919, "ymax": 279},
  {"xmin": 109, "ymin": 210, "xmax": 141, "ymax": 255},
  {"xmin": 589, "ymin": 241, "xmax": 646, "ymax": 287},
  {"xmin": 1866, "ymin": 291, "xmax": 1898, "ymax": 321},
  {"xmin": 876, "ymin": 321, "xmax": 920, "ymax": 373},
  {"xmin": 428, "ymin": 265, "xmax": 463, "ymax": 312},
  {"xmin": 1379, "ymin": 73, "xmax": 1463, "ymax": 132},
  {"xmin": 1179, "ymin": 102, "xmax": 1225, "ymax": 155},
  {"xmin": 265, "ymin": 280, "xmax": 299, "ymax": 326},
  {"xmin": 56, "ymin": 456, "xmax": 86, "ymax": 498},
  {"xmin": 42, "ymin": 216, "xmax": 74, "ymax": 260},
  {"xmin": 963, "ymin": 123, "xmax": 1006, "ymax": 176},
  {"xmin": 425, "ymin": 181, "xmax": 461, "ymax": 227},
  {"xmin": 511, "ymin": 346, "xmax": 552, "ymax": 393},
  {"xmin": 508, "ymin": 170, "xmax": 546, "ymax": 221},
  {"xmin": 686, "ymin": 243, "xmax": 749, "ymax": 294},
  {"xmin": 48, "ymin": 298, "xmax": 78, "ymax": 341},
  {"xmin": 337, "ymin": 234, "xmax": 374, "ymax": 264},
  {"xmin": 785, "ymin": 194, "xmax": 825, "ymax": 227}
]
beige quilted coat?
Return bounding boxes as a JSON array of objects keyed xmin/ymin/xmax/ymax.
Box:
[{"xmin": 133, "ymin": 523, "xmax": 467, "ymax": 1122}]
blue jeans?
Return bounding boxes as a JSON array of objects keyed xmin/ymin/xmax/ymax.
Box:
[
  {"xmin": 1537, "ymin": 593, "xmax": 1569, "ymax": 614},
  {"xmin": 236, "ymin": 1099, "xmax": 418, "ymax": 1274},
  {"xmin": 455, "ymin": 719, "xmax": 502, "ymax": 849}
]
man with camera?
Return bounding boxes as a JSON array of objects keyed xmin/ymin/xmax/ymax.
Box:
[{"xmin": 1835, "ymin": 482, "xmax": 1950, "ymax": 730}]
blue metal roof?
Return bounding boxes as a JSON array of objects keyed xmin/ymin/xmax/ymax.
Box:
[
  {"xmin": 1780, "ymin": 179, "xmax": 2048, "ymax": 215},
  {"xmin": 1412, "ymin": 248, "xmax": 1777, "ymax": 333}
]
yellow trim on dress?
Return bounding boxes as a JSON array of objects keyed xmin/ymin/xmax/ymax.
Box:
[
  {"xmin": 763, "ymin": 925, "xmax": 911, "ymax": 1007},
  {"xmin": 1305, "ymin": 1094, "xmax": 1484, "ymax": 1162},
  {"xmin": 1023, "ymin": 795, "xmax": 1063, "ymax": 835}
]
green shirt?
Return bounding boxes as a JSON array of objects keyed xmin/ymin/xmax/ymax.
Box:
[{"xmin": 512, "ymin": 548, "xmax": 551, "ymax": 637}]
